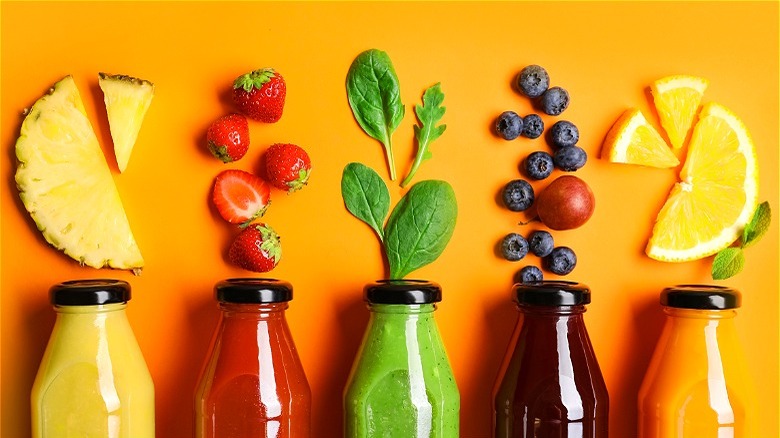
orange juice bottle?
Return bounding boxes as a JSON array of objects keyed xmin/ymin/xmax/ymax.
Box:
[{"xmin": 638, "ymin": 285, "xmax": 754, "ymax": 438}]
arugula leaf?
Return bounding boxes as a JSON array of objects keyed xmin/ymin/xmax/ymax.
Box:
[
  {"xmin": 401, "ymin": 83, "xmax": 447, "ymax": 188},
  {"xmin": 711, "ymin": 247, "xmax": 745, "ymax": 280},
  {"xmin": 341, "ymin": 163, "xmax": 390, "ymax": 242},
  {"xmin": 742, "ymin": 201, "xmax": 771, "ymax": 248},
  {"xmin": 384, "ymin": 180, "xmax": 457, "ymax": 279},
  {"xmin": 346, "ymin": 49, "xmax": 405, "ymax": 181}
]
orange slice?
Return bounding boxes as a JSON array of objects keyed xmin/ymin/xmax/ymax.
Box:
[
  {"xmin": 646, "ymin": 102, "xmax": 758, "ymax": 262},
  {"xmin": 650, "ymin": 75, "xmax": 709, "ymax": 150},
  {"xmin": 602, "ymin": 108, "xmax": 679, "ymax": 168}
]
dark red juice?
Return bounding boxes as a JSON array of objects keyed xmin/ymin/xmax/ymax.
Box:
[{"xmin": 493, "ymin": 281, "xmax": 608, "ymax": 438}]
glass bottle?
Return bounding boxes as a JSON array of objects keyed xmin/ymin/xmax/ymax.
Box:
[
  {"xmin": 195, "ymin": 278, "xmax": 311, "ymax": 438},
  {"xmin": 493, "ymin": 280, "xmax": 609, "ymax": 437},
  {"xmin": 344, "ymin": 280, "xmax": 460, "ymax": 437},
  {"xmin": 638, "ymin": 285, "xmax": 755, "ymax": 437},
  {"xmin": 31, "ymin": 279, "xmax": 155, "ymax": 438}
]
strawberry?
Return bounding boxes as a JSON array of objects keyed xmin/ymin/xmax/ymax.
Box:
[
  {"xmin": 207, "ymin": 114, "xmax": 250, "ymax": 163},
  {"xmin": 265, "ymin": 143, "xmax": 312, "ymax": 192},
  {"xmin": 232, "ymin": 68, "xmax": 286, "ymax": 123},
  {"xmin": 229, "ymin": 223, "xmax": 281, "ymax": 273},
  {"xmin": 212, "ymin": 169, "xmax": 270, "ymax": 227}
]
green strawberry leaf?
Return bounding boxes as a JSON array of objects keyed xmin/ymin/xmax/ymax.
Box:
[
  {"xmin": 711, "ymin": 247, "xmax": 745, "ymax": 280},
  {"xmin": 234, "ymin": 68, "xmax": 275, "ymax": 92},
  {"xmin": 742, "ymin": 201, "xmax": 771, "ymax": 248}
]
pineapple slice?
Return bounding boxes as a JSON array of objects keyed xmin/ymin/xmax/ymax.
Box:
[
  {"xmin": 98, "ymin": 73, "xmax": 154, "ymax": 172},
  {"xmin": 15, "ymin": 76, "xmax": 144, "ymax": 272}
]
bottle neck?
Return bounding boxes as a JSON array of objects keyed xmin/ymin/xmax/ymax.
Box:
[
  {"xmin": 54, "ymin": 302, "xmax": 127, "ymax": 315},
  {"xmin": 52, "ymin": 303, "xmax": 130, "ymax": 335},
  {"xmin": 515, "ymin": 305, "xmax": 590, "ymax": 348},
  {"xmin": 517, "ymin": 304, "xmax": 587, "ymax": 318},
  {"xmin": 664, "ymin": 306, "xmax": 737, "ymax": 320},
  {"xmin": 219, "ymin": 302, "xmax": 289, "ymax": 320},
  {"xmin": 368, "ymin": 303, "xmax": 436, "ymax": 315}
]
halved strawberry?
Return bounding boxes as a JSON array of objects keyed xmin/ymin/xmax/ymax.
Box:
[{"xmin": 212, "ymin": 169, "xmax": 270, "ymax": 227}]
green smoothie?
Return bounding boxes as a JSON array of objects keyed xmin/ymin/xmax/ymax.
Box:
[{"xmin": 344, "ymin": 303, "xmax": 459, "ymax": 438}]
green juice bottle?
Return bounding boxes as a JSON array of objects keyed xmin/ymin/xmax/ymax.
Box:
[{"xmin": 344, "ymin": 280, "xmax": 460, "ymax": 437}]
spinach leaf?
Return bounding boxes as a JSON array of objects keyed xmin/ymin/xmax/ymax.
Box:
[
  {"xmin": 346, "ymin": 49, "xmax": 405, "ymax": 181},
  {"xmin": 401, "ymin": 83, "xmax": 446, "ymax": 188},
  {"xmin": 384, "ymin": 180, "xmax": 457, "ymax": 279},
  {"xmin": 341, "ymin": 162, "xmax": 390, "ymax": 242}
]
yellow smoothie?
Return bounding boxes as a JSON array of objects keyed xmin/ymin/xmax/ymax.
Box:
[
  {"xmin": 31, "ymin": 281, "xmax": 154, "ymax": 438},
  {"xmin": 638, "ymin": 286, "xmax": 755, "ymax": 438}
]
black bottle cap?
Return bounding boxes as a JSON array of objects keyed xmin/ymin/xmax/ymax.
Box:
[
  {"xmin": 661, "ymin": 285, "xmax": 741, "ymax": 310},
  {"xmin": 514, "ymin": 280, "xmax": 591, "ymax": 306},
  {"xmin": 50, "ymin": 279, "xmax": 131, "ymax": 306},
  {"xmin": 364, "ymin": 280, "xmax": 442, "ymax": 304},
  {"xmin": 215, "ymin": 278, "xmax": 292, "ymax": 304}
]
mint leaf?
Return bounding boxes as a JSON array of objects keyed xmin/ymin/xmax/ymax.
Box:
[
  {"xmin": 401, "ymin": 83, "xmax": 446, "ymax": 188},
  {"xmin": 742, "ymin": 201, "xmax": 771, "ymax": 248},
  {"xmin": 712, "ymin": 247, "xmax": 745, "ymax": 280}
]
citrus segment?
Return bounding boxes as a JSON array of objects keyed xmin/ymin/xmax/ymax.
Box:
[
  {"xmin": 602, "ymin": 108, "xmax": 679, "ymax": 168},
  {"xmin": 15, "ymin": 76, "xmax": 144, "ymax": 271},
  {"xmin": 650, "ymin": 75, "xmax": 708, "ymax": 150},
  {"xmin": 647, "ymin": 102, "xmax": 758, "ymax": 262}
]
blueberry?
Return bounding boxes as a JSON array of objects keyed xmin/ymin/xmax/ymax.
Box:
[
  {"xmin": 538, "ymin": 86, "xmax": 570, "ymax": 116},
  {"xmin": 516, "ymin": 65, "xmax": 550, "ymax": 98},
  {"xmin": 501, "ymin": 233, "xmax": 529, "ymax": 261},
  {"xmin": 543, "ymin": 246, "xmax": 577, "ymax": 275},
  {"xmin": 548, "ymin": 120, "xmax": 579, "ymax": 149},
  {"xmin": 515, "ymin": 266, "xmax": 544, "ymax": 284},
  {"xmin": 521, "ymin": 114, "xmax": 544, "ymax": 139},
  {"xmin": 502, "ymin": 179, "xmax": 534, "ymax": 212},
  {"xmin": 495, "ymin": 111, "xmax": 524, "ymax": 140},
  {"xmin": 553, "ymin": 146, "xmax": 588, "ymax": 171},
  {"xmin": 528, "ymin": 230, "xmax": 554, "ymax": 257},
  {"xmin": 523, "ymin": 151, "xmax": 554, "ymax": 180}
]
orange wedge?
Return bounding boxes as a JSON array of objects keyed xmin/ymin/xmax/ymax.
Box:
[
  {"xmin": 602, "ymin": 108, "xmax": 679, "ymax": 168},
  {"xmin": 650, "ymin": 75, "xmax": 709, "ymax": 150},
  {"xmin": 646, "ymin": 102, "xmax": 758, "ymax": 262}
]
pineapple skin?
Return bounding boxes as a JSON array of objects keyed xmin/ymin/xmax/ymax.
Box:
[{"xmin": 14, "ymin": 76, "xmax": 144, "ymax": 272}]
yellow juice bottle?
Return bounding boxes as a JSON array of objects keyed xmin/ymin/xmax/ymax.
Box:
[
  {"xmin": 638, "ymin": 285, "xmax": 755, "ymax": 438},
  {"xmin": 31, "ymin": 279, "xmax": 155, "ymax": 438}
]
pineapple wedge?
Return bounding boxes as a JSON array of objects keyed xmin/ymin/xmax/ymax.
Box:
[
  {"xmin": 98, "ymin": 73, "xmax": 154, "ymax": 172},
  {"xmin": 15, "ymin": 76, "xmax": 144, "ymax": 272}
]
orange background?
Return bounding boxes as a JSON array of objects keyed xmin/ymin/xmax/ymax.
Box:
[{"xmin": 1, "ymin": 2, "xmax": 778, "ymax": 437}]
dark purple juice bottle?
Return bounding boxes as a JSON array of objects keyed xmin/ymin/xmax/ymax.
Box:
[{"xmin": 493, "ymin": 281, "xmax": 609, "ymax": 438}]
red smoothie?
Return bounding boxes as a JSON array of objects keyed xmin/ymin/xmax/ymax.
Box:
[{"xmin": 195, "ymin": 278, "xmax": 310, "ymax": 438}]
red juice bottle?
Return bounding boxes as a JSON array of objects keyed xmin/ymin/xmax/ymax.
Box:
[
  {"xmin": 195, "ymin": 278, "xmax": 311, "ymax": 437},
  {"xmin": 493, "ymin": 281, "xmax": 609, "ymax": 437}
]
